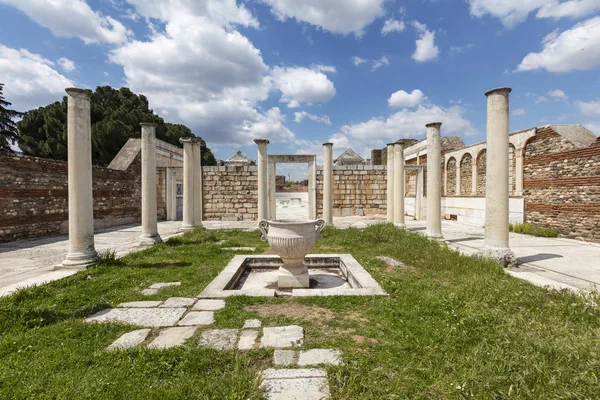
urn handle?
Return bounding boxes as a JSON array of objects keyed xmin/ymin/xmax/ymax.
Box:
[
  {"xmin": 258, "ymin": 220, "xmax": 269, "ymax": 241},
  {"xmin": 315, "ymin": 219, "xmax": 325, "ymax": 240}
]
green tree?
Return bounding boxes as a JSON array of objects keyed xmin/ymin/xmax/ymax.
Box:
[
  {"xmin": 0, "ymin": 83, "xmax": 24, "ymax": 152},
  {"xmin": 164, "ymin": 123, "xmax": 216, "ymax": 166},
  {"xmin": 17, "ymin": 86, "xmax": 214, "ymax": 165}
]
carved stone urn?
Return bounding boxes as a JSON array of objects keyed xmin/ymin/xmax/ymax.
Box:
[{"xmin": 259, "ymin": 219, "xmax": 325, "ymax": 288}]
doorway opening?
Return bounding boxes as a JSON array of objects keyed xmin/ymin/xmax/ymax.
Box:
[{"xmin": 268, "ymin": 155, "xmax": 317, "ymax": 221}]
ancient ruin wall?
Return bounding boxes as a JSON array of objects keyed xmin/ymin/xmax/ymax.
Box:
[
  {"xmin": 446, "ymin": 158, "xmax": 457, "ymax": 195},
  {"xmin": 524, "ymin": 127, "xmax": 600, "ymax": 242},
  {"xmin": 476, "ymin": 150, "xmax": 486, "ymax": 196},
  {"xmin": 0, "ymin": 152, "xmax": 146, "ymax": 243},
  {"xmin": 202, "ymin": 166, "xmax": 258, "ymax": 221},
  {"xmin": 460, "ymin": 154, "xmax": 472, "ymax": 196}
]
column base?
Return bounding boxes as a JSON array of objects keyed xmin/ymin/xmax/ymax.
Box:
[
  {"xmin": 394, "ymin": 222, "xmax": 406, "ymax": 229},
  {"xmin": 475, "ymin": 246, "xmax": 517, "ymax": 268},
  {"xmin": 139, "ymin": 233, "xmax": 163, "ymax": 246},
  {"xmin": 426, "ymin": 231, "xmax": 444, "ymax": 241},
  {"xmin": 179, "ymin": 223, "xmax": 195, "ymax": 232},
  {"xmin": 278, "ymin": 264, "xmax": 310, "ymax": 289},
  {"xmin": 58, "ymin": 250, "xmax": 98, "ymax": 270}
]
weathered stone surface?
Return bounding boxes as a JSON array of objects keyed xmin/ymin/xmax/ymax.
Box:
[
  {"xmin": 273, "ymin": 350, "xmax": 296, "ymax": 366},
  {"xmin": 118, "ymin": 301, "xmax": 162, "ymax": 308},
  {"xmin": 149, "ymin": 282, "xmax": 181, "ymax": 290},
  {"xmin": 376, "ymin": 256, "xmax": 403, "ymax": 267},
  {"xmin": 141, "ymin": 288, "xmax": 158, "ymax": 296},
  {"xmin": 222, "ymin": 247, "xmax": 256, "ymax": 251},
  {"xmin": 192, "ymin": 299, "xmax": 225, "ymax": 311},
  {"xmin": 177, "ymin": 311, "xmax": 214, "ymax": 326},
  {"xmin": 86, "ymin": 308, "xmax": 186, "ymax": 327},
  {"xmin": 242, "ymin": 319, "xmax": 262, "ymax": 329},
  {"xmin": 198, "ymin": 329, "xmax": 239, "ymax": 350},
  {"xmin": 106, "ymin": 328, "xmax": 151, "ymax": 351},
  {"xmin": 237, "ymin": 329, "xmax": 258, "ymax": 350},
  {"xmin": 159, "ymin": 297, "xmax": 196, "ymax": 308},
  {"xmin": 260, "ymin": 325, "xmax": 304, "ymax": 348},
  {"xmin": 147, "ymin": 326, "xmax": 196, "ymax": 349},
  {"xmin": 297, "ymin": 349, "xmax": 343, "ymax": 366},
  {"xmin": 261, "ymin": 368, "xmax": 330, "ymax": 400}
]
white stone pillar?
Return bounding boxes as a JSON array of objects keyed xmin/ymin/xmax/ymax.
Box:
[
  {"xmin": 322, "ymin": 143, "xmax": 333, "ymax": 225},
  {"xmin": 308, "ymin": 158, "xmax": 317, "ymax": 219},
  {"xmin": 471, "ymin": 157, "xmax": 478, "ymax": 196},
  {"xmin": 139, "ymin": 123, "xmax": 162, "ymax": 245},
  {"xmin": 426, "ymin": 122, "xmax": 443, "ymax": 239},
  {"xmin": 415, "ymin": 167, "xmax": 424, "ymax": 220},
  {"xmin": 255, "ymin": 139, "xmax": 269, "ymax": 221},
  {"xmin": 179, "ymin": 138, "xmax": 195, "ymax": 231},
  {"xmin": 268, "ymin": 159, "xmax": 276, "ymax": 220},
  {"xmin": 478, "ymin": 87, "xmax": 516, "ymax": 267},
  {"xmin": 192, "ymin": 140, "xmax": 203, "ymax": 228},
  {"xmin": 386, "ymin": 143, "xmax": 395, "ymax": 223},
  {"xmin": 166, "ymin": 168, "xmax": 177, "ymax": 221},
  {"xmin": 61, "ymin": 88, "xmax": 98, "ymax": 268},
  {"xmin": 515, "ymin": 148, "xmax": 524, "ymax": 196},
  {"xmin": 393, "ymin": 143, "xmax": 405, "ymax": 228}
]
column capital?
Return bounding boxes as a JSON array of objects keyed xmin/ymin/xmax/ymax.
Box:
[
  {"xmin": 65, "ymin": 87, "xmax": 92, "ymax": 99},
  {"xmin": 425, "ymin": 122, "xmax": 442, "ymax": 128},
  {"xmin": 140, "ymin": 122, "xmax": 157, "ymax": 128},
  {"xmin": 254, "ymin": 138, "xmax": 270, "ymax": 145},
  {"xmin": 180, "ymin": 137, "xmax": 205, "ymax": 146},
  {"xmin": 485, "ymin": 87, "xmax": 512, "ymax": 97},
  {"xmin": 323, "ymin": 142, "xmax": 333, "ymax": 147}
]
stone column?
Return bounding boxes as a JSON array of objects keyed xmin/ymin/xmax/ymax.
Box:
[
  {"xmin": 165, "ymin": 168, "xmax": 176, "ymax": 221},
  {"xmin": 426, "ymin": 122, "xmax": 443, "ymax": 239},
  {"xmin": 443, "ymin": 159, "xmax": 448, "ymax": 196},
  {"xmin": 179, "ymin": 138, "xmax": 195, "ymax": 231},
  {"xmin": 268, "ymin": 159, "xmax": 276, "ymax": 220},
  {"xmin": 415, "ymin": 167, "xmax": 424, "ymax": 220},
  {"xmin": 478, "ymin": 87, "xmax": 516, "ymax": 267},
  {"xmin": 61, "ymin": 88, "xmax": 98, "ymax": 268},
  {"xmin": 386, "ymin": 143, "xmax": 395, "ymax": 223},
  {"xmin": 515, "ymin": 148, "xmax": 524, "ymax": 196},
  {"xmin": 255, "ymin": 139, "xmax": 269, "ymax": 221},
  {"xmin": 308, "ymin": 158, "xmax": 317, "ymax": 219},
  {"xmin": 471, "ymin": 157, "xmax": 478, "ymax": 196},
  {"xmin": 322, "ymin": 143, "xmax": 333, "ymax": 225},
  {"xmin": 393, "ymin": 143, "xmax": 405, "ymax": 228},
  {"xmin": 192, "ymin": 140, "xmax": 203, "ymax": 228},
  {"xmin": 138, "ymin": 123, "xmax": 162, "ymax": 245}
]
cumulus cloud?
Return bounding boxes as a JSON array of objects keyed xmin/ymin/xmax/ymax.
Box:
[
  {"xmin": 261, "ymin": 0, "xmax": 385, "ymax": 36},
  {"xmin": 271, "ymin": 66, "xmax": 336, "ymax": 108},
  {"xmin": 516, "ymin": 16, "xmax": 600, "ymax": 72},
  {"xmin": 352, "ymin": 56, "xmax": 367, "ymax": 66},
  {"xmin": 57, "ymin": 57, "xmax": 76, "ymax": 72},
  {"xmin": 575, "ymin": 100, "xmax": 600, "ymax": 116},
  {"xmin": 388, "ymin": 89, "xmax": 427, "ymax": 108},
  {"xmin": 412, "ymin": 21, "xmax": 439, "ymax": 62},
  {"xmin": 548, "ymin": 89, "xmax": 568, "ymax": 100},
  {"xmin": 381, "ymin": 18, "xmax": 405, "ymax": 35},
  {"xmin": 513, "ymin": 108, "xmax": 526, "ymax": 116},
  {"xmin": 371, "ymin": 55, "xmax": 390, "ymax": 71},
  {"xmin": 0, "ymin": 44, "xmax": 73, "ymax": 111},
  {"xmin": 0, "ymin": 0, "xmax": 131, "ymax": 44},
  {"xmin": 293, "ymin": 111, "xmax": 332, "ymax": 125}
]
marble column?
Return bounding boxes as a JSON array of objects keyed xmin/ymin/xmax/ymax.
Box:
[
  {"xmin": 255, "ymin": 139, "xmax": 269, "ymax": 221},
  {"xmin": 386, "ymin": 143, "xmax": 395, "ymax": 223},
  {"xmin": 393, "ymin": 143, "xmax": 405, "ymax": 228},
  {"xmin": 426, "ymin": 122, "xmax": 443, "ymax": 239},
  {"xmin": 61, "ymin": 88, "xmax": 98, "ymax": 268},
  {"xmin": 165, "ymin": 167, "xmax": 177, "ymax": 221},
  {"xmin": 415, "ymin": 167, "xmax": 424, "ymax": 220},
  {"xmin": 268, "ymin": 159, "xmax": 276, "ymax": 220},
  {"xmin": 192, "ymin": 140, "xmax": 203, "ymax": 228},
  {"xmin": 478, "ymin": 87, "xmax": 516, "ymax": 267},
  {"xmin": 179, "ymin": 138, "xmax": 196, "ymax": 231},
  {"xmin": 308, "ymin": 158, "xmax": 317, "ymax": 219},
  {"xmin": 471, "ymin": 157, "xmax": 478, "ymax": 196},
  {"xmin": 515, "ymin": 148, "xmax": 524, "ymax": 196},
  {"xmin": 138, "ymin": 123, "xmax": 162, "ymax": 245},
  {"xmin": 322, "ymin": 143, "xmax": 333, "ymax": 225}
]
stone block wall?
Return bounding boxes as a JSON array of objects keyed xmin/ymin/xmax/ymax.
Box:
[
  {"xmin": 524, "ymin": 127, "xmax": 600, "ymax": 242},
  {"xmin": 202, "ymin": 166, "xmax": 258, "ymax": 221},
  {"xmin": 0, "ymin": 152, "xmax": 143, "ymax": 243},
  {"xmin": 316, "ymin": 165, "xmax": 387, "ymax": 217},
  {"xmin": 460, "ymin": 154, "xmax": 472, "ymax": 196}
]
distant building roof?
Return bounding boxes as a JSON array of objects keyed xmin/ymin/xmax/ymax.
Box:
[
  {"xmin": 334, "ymin": 148, "xmax": 366, "ymax": 165},
  {"xmin": 440, "ymin": 136, "xmax": 465, "ymax": 151},
  {"xmin": 546, "ymin": 124, "xmax": 597, "ymax": 148},
  {"xmin": 225, "ymin": 150, "xmax": 255, "ymax": 165}
]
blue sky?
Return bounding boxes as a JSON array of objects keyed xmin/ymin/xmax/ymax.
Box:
[{"xmin": 1, "ymin": 0, "xmax": 600, "ymax": 179}]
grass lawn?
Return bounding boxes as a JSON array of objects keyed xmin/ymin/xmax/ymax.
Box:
[{"xmin": 1, "ymin": 224, "xmax": 600, "ymax": 399}]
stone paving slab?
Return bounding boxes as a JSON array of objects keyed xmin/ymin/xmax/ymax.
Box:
[
  {"xmin": 261, "ymin": 368, "xmax": 330, "ymax": 400},
  {"xmin": 192, "ymin": 299, "xmax": 225, "ymax": 311},
  {"xmin": 0, "ymin": 270, "xmax": 78, "ymax": 298},
  {"xmin": 222, "ymin": 247, "xmax": 256, "ymax": 251},
  {"xmin": 261, "ymin": 326, "xmax": 304, "ymax": 349},
  {"xmin": 243, "ymin": 319, "xmax": 262, "ymax": 329},
  {"xmin": 86, "ymin": 308, "xmax": 186, "ymax": 327},
  {"xmin": 273, "ymin": 350, "xmax": 296, "ymax": 366},
  {"xmin": 237, "ymin": 329, "xmax": 259, "ymax": 350},
  {"xmin": 159, "ymin": 297, "xmax": 196, "ymax": 308},
  {"xmin": 149, "ymin": 282, "xmax": 181, "ymax": 289},
  {"xmin": 106, "ymin": 328, "xmax": 151, "ymax": 351},
  {"xmin": 297, "ymin": 349, "xmax": 343, "ymax": 366},
  {"xmin": 177, "ymin": 311, "xmax": 214, "ymax": 326},
  {"xmin": 376, "ymin": 256, "xmax": 404, "ymax": 267},
  {"xmin": 147, "ymin": 326, "xmax": 197, "ymax": 349},
  {"xmin": 198, "ymin": 329, "xmax": 239, "ymax": 350},
  {"xmin": 118, "ymin": 301, "xmax": 162, "ymax": 308}
]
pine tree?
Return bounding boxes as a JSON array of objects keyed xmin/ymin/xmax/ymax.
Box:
[{"xmin": 0, "ymin": 83, "xmax": 23, "ymax": 152}]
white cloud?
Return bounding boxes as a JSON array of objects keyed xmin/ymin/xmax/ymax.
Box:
[
  {"xmin": 271, "ymin": 66, "xmax": 336, "ymax": 108},
  {"xmin": 381, "ymin": 18, "xmax": 405, "ymax": 35},
  {"xmin": 412, "ymin": 21, "xmax": 439, "ymax": 62},
  {"xmin": 261, "ymin": 0, "xmax": 385, "ymax": 36},
  {"xmin": 513, "ymin": 108, "xmax": 526, "ymax": 116},
  {"xmin": 311, "ymin": 64, "xmax": 337, "ymax": 73},
  {"xmin": 0, "ymin": 44, "xmax": 73, "ymax": 111},
  {"xmin": 0, "ymin": 0, "xmax": 131, "ymax": 44},
  {"xmin": 467, "ymin": 0, "xmax": 600, "ymax": 28},
  {"xmin": 57, "ymin": 57, "xmax": 76, "ymax": 72},
  {"xmin": 293, "ymin": 111, "xmax": 332, "ymax": 125},
  {"xmin": 371, "ymin": 55, "xmax": 390, "ymax": 71},
  {"xmin": 548, "ymin": 89, "xmax": 568, "ymax": 100},
  {"xmin": 535, "ymin": 96, "xmax": 548, "ymax": 103},
  {"xmin": 517, "ymin": 16, "xmax": 600, "ymax": 72},
  {"xmin": 575, "ymin": 100, "xmax": 600, "ymax": 116},
  {"xmin": 583, "ymin": 122, "xmax": 600, "ymax": 135},
  {"xmin": 352, "ymin": 56, "xmax": 367, "ymax": 66},
  {"xmin": 388, "ymin": 89, "xmax": 427, "ymax": 108}
]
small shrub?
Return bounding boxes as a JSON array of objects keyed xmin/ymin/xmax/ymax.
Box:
[
  {"xmin": 96, "ymin": 249, "xmax": 119, "ymax": 265},
  {"xmin": 510, "ymin": 222, "xmax": 559, "ymax": 237},
  {"xmin": 531, "ymin": 226, "xmax": 560, "ymax": 238}
]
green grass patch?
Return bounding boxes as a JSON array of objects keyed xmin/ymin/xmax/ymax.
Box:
[
  {"xmin": 510, "ymin": 222, "xmax": 560, "ymax": 238},
  {"xmin": 1, "ymin": 224, "xmax": 599, "ymax": 399}
]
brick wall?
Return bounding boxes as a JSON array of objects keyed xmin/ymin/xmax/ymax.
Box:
[
  {"xmin": 202, "ymin": 165, "xmax": 258, "ymax": 221},
  {"xmin": 0, "ymin": 152, "xmax": 144, "ymax": 243},
  {"xmin": 524, "ymin": 127, "xmax": 600, "ymax": 242}
]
